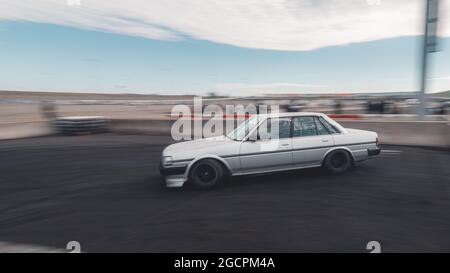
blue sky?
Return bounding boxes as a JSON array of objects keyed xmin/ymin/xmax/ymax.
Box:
[{"xmin": 1, "ymin": 0, "xmax": 450, "ymax": 95}]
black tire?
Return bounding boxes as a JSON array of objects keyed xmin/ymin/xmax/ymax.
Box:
[
  {"xmin": 323, "ymin": 150, "xmax": 352, "ymax": 174},
  {"xmin": 189, "ymin": 159, "xmax": 224, "ymax": 189}
]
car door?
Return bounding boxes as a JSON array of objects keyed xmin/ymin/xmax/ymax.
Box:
[
  {"xmin": 291, "ymin": 116, "xmax": 335, "ymax": 167},
  {"xmin": 239, "ymin": 117, "xmax": 293, "ymax": 173}
]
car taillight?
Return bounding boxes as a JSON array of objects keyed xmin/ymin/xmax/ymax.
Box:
[{"xmin": 376, "ymin": 137, "xmax": 379, "ymax": 146}]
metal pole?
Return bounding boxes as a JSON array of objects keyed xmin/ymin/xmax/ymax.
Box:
[
  {"xmin": 418, "ymin": 0, "xmax": 439, "ymax": 119},
  {"xmin": 418, "ymin": 0, "xmax": 431, "ymax": 119}
]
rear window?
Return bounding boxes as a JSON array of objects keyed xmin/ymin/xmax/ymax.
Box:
[
  {"xmin": 314, "ymin": 117, "xmax": 330, "ymax": 135},
  {"xmin": 318, "ymin": 117, "xmax": 340, "ymax": 134}
]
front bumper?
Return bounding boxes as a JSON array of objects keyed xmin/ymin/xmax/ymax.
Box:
[
  {"xmin": 159, "ymin": 163, "xmax": 187, "ymax": 176},
  {"xmin": 367, "ymin": 148, "xmax": 381, "ymax": 156},
  {"xmin": 159, "ymin": 163, "xmax": 188, "ymax": 187}
]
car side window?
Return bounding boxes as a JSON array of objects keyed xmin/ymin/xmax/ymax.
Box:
[
  {"xmin": 258, "ymin": 118, "xmax": 291, "ymax": 140},
  {"xmin": 314, "ymin": 117, "xmax": 329, "ymax": 135},
  {"xmin": 292, "ymin": 117, "xmax": 317, "ymax": 137},
  {"xmin": 318, "ymin": 117, "xmax": 340, "ymax": 134}
]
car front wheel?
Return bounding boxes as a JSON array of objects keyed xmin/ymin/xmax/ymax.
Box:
[
  {"xmin": 323, "ymin": 150, "xmax": 352, "ymax": 174},
  {"xmin": 189, "ymin": 159, "xmax": 224, "ymax": 189}
]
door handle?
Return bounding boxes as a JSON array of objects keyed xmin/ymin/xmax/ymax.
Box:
[
  {"xmin": 281, "ymin": 144, "xmax": 290, "ymax": 147},
  {"xmin": 321, "ymin": 139, "xmax": 330, "ymax": 142}
]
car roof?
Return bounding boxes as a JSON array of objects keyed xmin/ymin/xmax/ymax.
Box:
[
  {"xmin": 257, "ymin": 112, "xmax": 325, "ymax": 118},
  {"xmin": 251, "ymin": 112, "xmax": 347, "ymax": 134}
]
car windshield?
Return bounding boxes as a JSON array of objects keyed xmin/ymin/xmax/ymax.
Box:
[{"xmin": 226, "ymin": 116, "xmax": 259, "ymax": 141}]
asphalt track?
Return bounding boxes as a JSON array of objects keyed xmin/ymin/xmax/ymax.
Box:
[{"xmin": 0, "ymin": 134, "xmax": 449, "ymax": 252}]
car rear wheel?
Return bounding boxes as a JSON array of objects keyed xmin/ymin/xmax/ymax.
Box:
[
  {"xmin": 189, "ymin": 159, "xmax": 224, "ymax": 189},
  {"xmin": 323, "ymin": 150, "xmax": 352, "ymax": 174}
]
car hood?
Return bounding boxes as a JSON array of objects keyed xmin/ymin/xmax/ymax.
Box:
[{"xmin": 163, "ymin": 136, "xmax": 240, "ymax": 160}]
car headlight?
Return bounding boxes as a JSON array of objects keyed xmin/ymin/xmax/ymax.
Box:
[{"xmin": 162, "ymin": 156, "xmax": 173, "ymax": 166}]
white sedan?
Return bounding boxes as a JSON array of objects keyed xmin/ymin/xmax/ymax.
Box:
[{"xmin": 160, "ymin": 112, "xmax": 380, "ymax": 188}]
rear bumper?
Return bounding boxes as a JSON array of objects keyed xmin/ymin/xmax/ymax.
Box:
[{"xmin": 367, "ymin": 148, "xmax": 381, "ymax": 156}]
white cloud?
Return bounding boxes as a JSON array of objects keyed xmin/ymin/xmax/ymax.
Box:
[
  {"xmin": 430, "ymin": 75, "xmax": 450, "ymax": 80},
  {"xmin": 0, "ymin": 0, "xmax": 449, "ymax": 51},
  {"xmin": 214, "ymin": 82, "xmax": 327, "ymax": 94}
]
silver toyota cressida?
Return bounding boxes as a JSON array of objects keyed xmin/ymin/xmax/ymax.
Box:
[{"xmin": 160, "ymin": 112, "xmax": 380, "ymax": 188}]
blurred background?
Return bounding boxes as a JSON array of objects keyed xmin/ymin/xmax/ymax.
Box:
[
  {"xmin": 0, "ymin": 89, "xmax": 448, "ymax": 145},
  {"xmin": 0, "ymin": 0, "xmax": 449, "ymax": 143}
]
